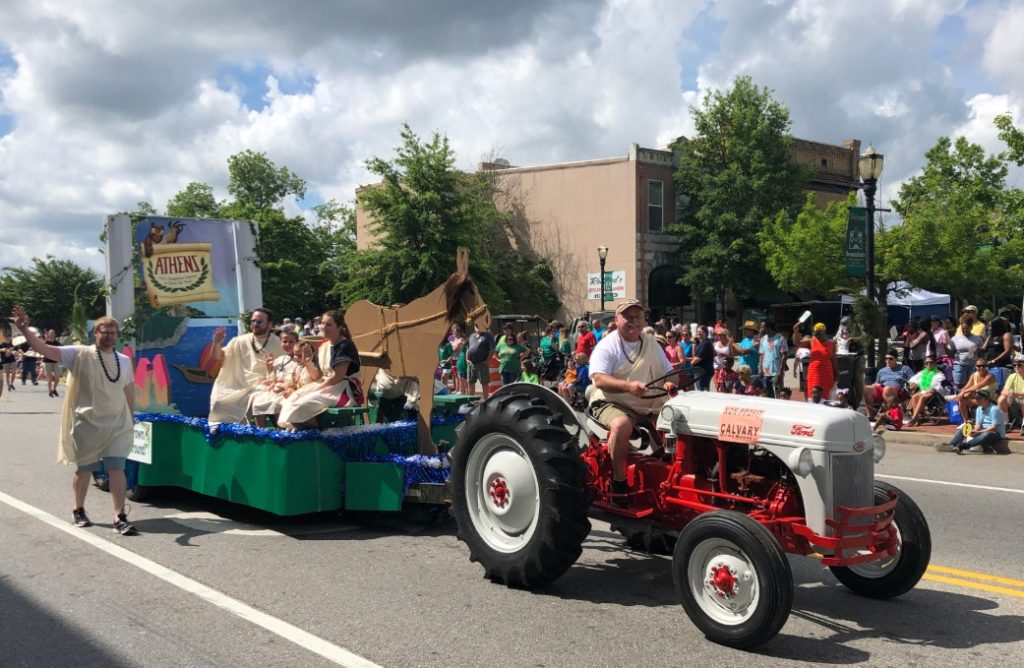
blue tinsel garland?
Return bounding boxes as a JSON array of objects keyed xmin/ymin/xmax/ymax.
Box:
[{"xmin": 96, "ymin": 413, "xmax": 460, "ymax": 498}]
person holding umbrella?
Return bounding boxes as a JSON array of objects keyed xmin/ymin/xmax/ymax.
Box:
[{"xmin": 10, "ymin": 306, "xmax": 138, "ymax": 535}]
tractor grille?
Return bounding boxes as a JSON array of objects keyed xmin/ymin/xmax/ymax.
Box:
[{"xmin": 829, "ymin": 451, "xmax": 874, "ymax": 526}]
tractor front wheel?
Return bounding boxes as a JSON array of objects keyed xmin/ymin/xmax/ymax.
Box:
[
  {"xmin": 673, "ymin": 511, "xmax": 793, "ymax": 649},
  {"xmin": 450, "ymin": 392, "xmax": 591, "ymax": 588},
  {"xmin": 829, "ymin": 481, "xmax": 931, "ymax": 599}
]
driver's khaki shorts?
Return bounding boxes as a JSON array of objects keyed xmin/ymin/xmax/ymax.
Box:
[{"xmin": 590, "ymin": 400, "xmax": 642, "ymax": 425}]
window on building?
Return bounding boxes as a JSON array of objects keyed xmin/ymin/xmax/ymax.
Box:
[{"xmin": 648, "ymin": 180, "xmax": 664, "ymax": 232}]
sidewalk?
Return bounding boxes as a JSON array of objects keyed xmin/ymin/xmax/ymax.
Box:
[{"xmin": 790, "ymin": 389, "xmax": 1024, "ymax": 455}]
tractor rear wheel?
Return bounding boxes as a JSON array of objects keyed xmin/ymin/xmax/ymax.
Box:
[
  {"xmin": 450, "ymin": 392, "xmax": 591, "ymax": 588},
  {"xmin": 673, "ymin": 511, "xmax": 793, "ymax": 649},
  {"xmin": 829, "ymin": 481, "xmax": 931, "ymax": 598}
]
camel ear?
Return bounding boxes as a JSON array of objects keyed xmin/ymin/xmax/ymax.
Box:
[{"xmin": 456, "ymin": 247, "xmax": 469, "ymax": 275}]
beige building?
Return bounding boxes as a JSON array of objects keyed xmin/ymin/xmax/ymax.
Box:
[{"xmin": 356, "ymin": 137, "xmax": 861, "ymax": 323}]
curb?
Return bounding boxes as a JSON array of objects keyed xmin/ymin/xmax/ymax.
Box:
[{"xmin": 882, "ymin": 429, "xmax": 1024, "ymax": 454}]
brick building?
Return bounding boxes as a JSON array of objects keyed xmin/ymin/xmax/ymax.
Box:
[{"xmin": 355, "ymin": 137, "xmax": 861, "ymax": 323}]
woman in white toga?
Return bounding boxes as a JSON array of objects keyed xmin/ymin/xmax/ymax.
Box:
[{"xmin": 278, "ymin": 309, "xmax": 363, "ymax": 430}]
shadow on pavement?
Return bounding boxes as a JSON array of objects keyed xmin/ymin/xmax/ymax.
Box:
[{"xmin": 0, "ymin": 577, "xmax": 131, "ymax": 668}]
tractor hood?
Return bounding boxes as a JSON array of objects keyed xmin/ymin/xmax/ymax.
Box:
[{"xmin": 656, "ymin": 393, "xmax": 874, "ymax": 454}]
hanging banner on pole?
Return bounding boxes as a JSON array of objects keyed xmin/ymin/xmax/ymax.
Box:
[{"xmin": 845, "ymin": 207, "xmax": 868, "ymax": 276}]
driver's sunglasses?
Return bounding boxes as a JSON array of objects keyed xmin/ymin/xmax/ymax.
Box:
[{"xmin": 251, "ymin": 319, "xmax": 266, "ymax": 325}]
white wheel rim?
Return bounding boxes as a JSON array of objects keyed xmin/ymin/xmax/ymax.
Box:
[
  {"xmin": 847, "ymin": 522, "xmax": 903, "ymax": 578},
  {"xmin": 465, "ymin": 433, "xmax": 540, "ymax": 553},
  {"xmin": 688, "ymin": 538, "xmax": 761, "ymax": 625}
]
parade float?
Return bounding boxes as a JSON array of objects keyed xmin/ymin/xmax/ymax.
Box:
[{"xmin": 100, "ymin": 214, "xmax": 483, "ymax": 515}]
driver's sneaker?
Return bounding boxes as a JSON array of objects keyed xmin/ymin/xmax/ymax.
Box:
[
  {"xmin": 72, "ymin": 507, "xmax": 92, "ymax": 528},
  {"xmin": 113, "ymin": 512, "xmax": 138, "ymax": 536},
  {"xmin": 610, "ymin": 479, "xmax": 630, "ymax": 508}
]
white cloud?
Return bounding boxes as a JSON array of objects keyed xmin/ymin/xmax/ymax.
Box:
[{"xmin": 0, "ymin": 0, "xmax": 1020, "ymax": 280}]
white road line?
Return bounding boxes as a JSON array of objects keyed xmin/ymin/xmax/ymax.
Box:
[
  {"xmin": 0, "ymin": 491, "xmax": 381, "ymax": 668},
  {"xmin": 877, "ymin": 474, "xmax": 1024, "ymax": 495}
]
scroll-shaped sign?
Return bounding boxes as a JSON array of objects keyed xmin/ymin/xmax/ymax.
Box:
[
  {"xmin": 141, "ymin": 241, "xmax": 220, "ymax": 307},
  {"xmin": 718, "ymin": 405, "xmax": 765, "ymax": 444}
]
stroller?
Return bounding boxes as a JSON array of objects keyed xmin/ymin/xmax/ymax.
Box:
[{"xmin": 537, "ymin": 351, "xmax": 566, "ymax": 387}]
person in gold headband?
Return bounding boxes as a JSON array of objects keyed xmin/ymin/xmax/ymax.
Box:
[{"xmin": 792, "ymin": 320, "xmax": 838, "ymax": 400}]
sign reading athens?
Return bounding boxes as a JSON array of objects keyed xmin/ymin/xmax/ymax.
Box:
[{"xmin": 140, "ymin": 237, "xmax": 221, "ymax": 308}]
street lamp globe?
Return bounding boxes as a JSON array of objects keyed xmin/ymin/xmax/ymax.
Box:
[
  {"xmin": 858, "ymin": 145, "xmax": 884, "ymax": 182},
  {"xmin": 597, "ymin": 245, "xmax": 608, "ymax": 260}
]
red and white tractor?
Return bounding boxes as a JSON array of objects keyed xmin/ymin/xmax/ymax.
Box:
[{"xmin": 449, "ymin": 379, "xmax": 931, "ymax": 649}]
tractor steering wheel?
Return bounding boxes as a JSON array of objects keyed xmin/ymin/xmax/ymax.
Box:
[{"xmin": 641, "ymin": 366, "xmax": 704, "ymax": 398}]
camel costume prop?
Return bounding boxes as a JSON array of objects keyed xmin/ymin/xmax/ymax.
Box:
[{"xmin": 347, "ymin": 248, "xmax": 490, "ymax": 454}]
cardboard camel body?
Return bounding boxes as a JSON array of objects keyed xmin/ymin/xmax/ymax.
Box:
[{"xmin": 347, "ymin": 249, "xmax": 491, "ymax": 454}]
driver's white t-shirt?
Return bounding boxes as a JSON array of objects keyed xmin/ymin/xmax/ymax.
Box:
[{"xmin": 589, "ymin": 331, "xmax": 673, "ymax": 379}]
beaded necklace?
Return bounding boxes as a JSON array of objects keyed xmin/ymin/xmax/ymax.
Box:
[
  {"xmin": 250, "ymin": 332, "xmax": 272, "ymax": 355},
  {"xmin": 95, "ymin": 345, "xmax": 121, "ymax": 383}
]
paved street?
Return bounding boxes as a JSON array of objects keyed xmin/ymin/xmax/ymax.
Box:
[{"xmin": 3, "ymin": 382, "xmax": 1024, "ymax": 667}]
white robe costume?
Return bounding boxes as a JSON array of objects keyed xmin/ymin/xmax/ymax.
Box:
[
  {"xmin": 247, "ymin": 353, "xmax": 309, "ymax": 418},
  {"xmin": 278, "ymin": 340, "xmax": 360, "ymax": 427},
  {"xmin": 58, "ymin": 345, "xmax": 134, "ymax": 466},
  {"xmin": 208, "ymin": 332, "xmax": 282, "ymax": 427}
]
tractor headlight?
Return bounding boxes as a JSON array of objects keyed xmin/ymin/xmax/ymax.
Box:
[
  {"xmin": 787, "ymin": 447, "xmax": 814, "ymax": 477},
  {"xmin": 872, "ymin": 433, "xmax": 886, "ymax": 463},
  {"xmin": 659, "ymin": 405, "xmax": 679, "ymax": 423}
]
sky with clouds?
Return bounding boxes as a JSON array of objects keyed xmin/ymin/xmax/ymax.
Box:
[{"xmin": 1, "ymin": 0, "xmax": 1022, "ymax": 276}]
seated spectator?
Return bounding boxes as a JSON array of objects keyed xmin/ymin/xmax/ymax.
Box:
[
  {"xmin": 778, "ymin": 387, "xmax": 793, "ymax": 400},
  {"xmin": 557, "ymin": 352, "xmax": 591, "ymax": 403},
  {"xmin": 807, "ymin": 385, "xmax": 826, "ymax": 404},
  {"xmin": 905, "ymin": 355, "xmax": 947, "ymax": 426},
  {"xmin": 520, "ymin": 359, "xmax": 540, "ymax": 384},
  {"xmin": 955, "ymin": 359, "xmax": 998, "ymax": 425},
  {"xmin": 833, "ymin": 388, "xmax": 852, "ymax": 409},
  {"xmin": 997, "ymin": 358, "xmax": 1024, "ymax": 430},
  {"xmin": 734, "ymin": 365, "xmax": 762, "ymax": 396},
  {"xmin": 873, "ymin": 393, "xmax": 904, "ymax": 433},
  {"xmin": 864, "ymin": 351, "xmax": 912, "ymax": 416},
  {"xmin": 942, "ymin": 390, "xmax": 1005, "ymax": 454}
]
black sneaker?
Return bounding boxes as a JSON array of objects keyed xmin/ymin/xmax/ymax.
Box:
[
  {"xmin": 72, "ymin": 508, "xmax": 92, "ymax": 528},
  {"xmin": 113, "ymin": 513, "xmax": 138, "ymax": 536}
]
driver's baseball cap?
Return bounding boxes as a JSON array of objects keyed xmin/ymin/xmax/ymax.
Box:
[{"xmin": 615, "ymin": 299, "xmax": 644, "ymax": 316}]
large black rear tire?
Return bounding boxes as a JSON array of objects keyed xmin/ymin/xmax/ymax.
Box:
[
  {"xmin": 450, "ymin": 392, "xmax": 591, "ymax": 588},
  {"xmin": 829, "ymin": 481, "xmax": 931, "ymax": 598},
  {"xmin": 673, "ymin": 511, "xmax": 793, "ymax": 649}
]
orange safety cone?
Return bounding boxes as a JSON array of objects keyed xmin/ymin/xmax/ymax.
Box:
[{"xmin": 488, "ymin": 354, "xmax": 502, "ymax": 394}]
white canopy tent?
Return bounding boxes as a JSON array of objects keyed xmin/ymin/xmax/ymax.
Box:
[{"xmin": 841, "ymin": 281, "xmax": 951, "ymax": 322}]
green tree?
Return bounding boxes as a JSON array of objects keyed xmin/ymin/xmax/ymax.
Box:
[
  {"xmin": 761, "ymin": 192, "xmax": 860, "ymax": 296},
  {"xmin": 224, "ymin": 149, "xmax": 306, "ymax": 217},
  {"xmin": 0, "ymin": 256, "xmax": 105, "ymax": 331},
  {"xmin": 995, "ymin": 113, "xmax": 1024, "ymax": 166},
  {"xmin": 166, "ymin": 182, "xmax": 220, "ymax": 218},
  {"xmin": 345, "ymin": 124, "xmax": 560, "ymax": 315},
  {"xmin": 671, "ymin": 76, "xmax": 811, "ymax": 316},
  {"xmin": 886, "ymin": 135, "xmax": 1024, "ymax": 305}
]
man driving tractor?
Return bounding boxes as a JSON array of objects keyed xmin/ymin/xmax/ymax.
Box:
[{"xmin": 588, "ymin": 299, "xmax": 677, "ymax": 506}]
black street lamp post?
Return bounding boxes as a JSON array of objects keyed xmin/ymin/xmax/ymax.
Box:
[
  {"xmin": 858, "ymin": 145, "xmax": 884, "ymax": 366},
  {"xmin": 597, "ymin": 245, "xmax": 609, "ymax": 311}
]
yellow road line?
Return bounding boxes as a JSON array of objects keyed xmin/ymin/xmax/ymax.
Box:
[
  {"xmin": 927, "ymin": 564, "xmax": 1024, "ymax": 589},
  {"xmin": 923, "ymin": 573, "xmax": 1024, "ymax": 600}
]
